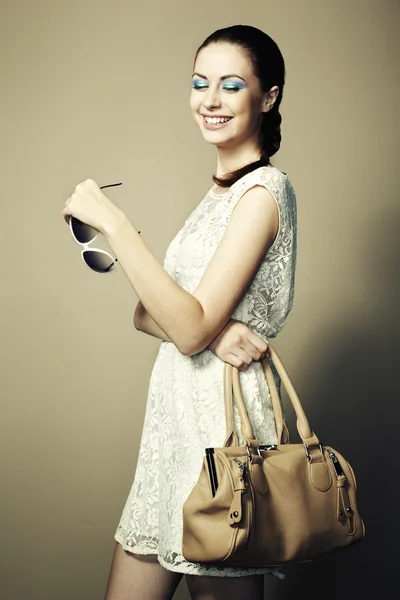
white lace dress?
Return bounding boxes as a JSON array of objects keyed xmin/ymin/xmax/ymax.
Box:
[{"xmin": 115, "ymin": 165, "xmax": 297, "ymax": 578}]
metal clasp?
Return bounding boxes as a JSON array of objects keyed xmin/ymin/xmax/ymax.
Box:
[
  {"xmin": 259, "ymin": 444, "xmax": 278, "ymax": 451},
  {"xmin": 305, "ymin": 442, "xmax": 323, "ymax": 462},
  {"xmin": 245, "ymin": 443, "xmax": 254, "ymax": 463}
]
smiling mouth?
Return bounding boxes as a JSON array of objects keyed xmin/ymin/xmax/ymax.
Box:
[{"xmin": 202, "ymin": 115, "xmax": 233, "ymax": 124}]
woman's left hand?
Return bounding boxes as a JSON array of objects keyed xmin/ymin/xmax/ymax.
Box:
[{"xmin": 62, "ymin": 178, "xmax": 124, "ymax": 236}]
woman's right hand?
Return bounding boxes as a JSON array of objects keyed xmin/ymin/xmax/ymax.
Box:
[{"xmin": 207, "ymin": 319, "xmax": 269, "ymax": 371}]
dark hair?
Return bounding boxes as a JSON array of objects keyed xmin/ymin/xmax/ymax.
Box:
[{"xmin": 193, "ymin": 25, "xmax": 286, "ymax": 188}]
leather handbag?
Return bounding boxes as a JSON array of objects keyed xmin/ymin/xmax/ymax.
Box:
[{"xmin": 182, "ymin": 343, "xmax": 365, "ymax": 567}]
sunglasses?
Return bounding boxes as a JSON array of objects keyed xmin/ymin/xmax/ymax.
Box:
[{"xmin": 69, "ymin": 182, "xmax": 122, "ymax": 274}]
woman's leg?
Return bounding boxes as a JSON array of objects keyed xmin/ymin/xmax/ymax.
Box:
[
  {"xmin": 104, "ymin": 542, "xmax": 183, "ymax": 600},
  {"xmin": 185, "ymin": 573, "xmax": 264, "ymax": 600}
]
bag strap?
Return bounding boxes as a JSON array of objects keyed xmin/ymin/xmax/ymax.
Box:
[
  {"xmin": 262, "ymin": 354, "xmax": 290, "ymax": 444},
  {"xmin": 223, "ymin": 353, "xmax": 289, "ymax": 446},
  {"xmin": 223, "ymin": 343, "xmax": 321, "ymax": 451},
  {"xmin": 223, "ymin": 359, "xmax": 239, "ymax": 447}
]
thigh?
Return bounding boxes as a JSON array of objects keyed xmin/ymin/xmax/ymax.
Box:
[
  {"xmin": 185, "ymin": 573, "xmax": 264, "ymax": 600},
  {"xmin": 104, "ymin": 542, "xmax": 183, "ymax": 600}
]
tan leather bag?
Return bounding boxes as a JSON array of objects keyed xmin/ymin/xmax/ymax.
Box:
[{"xmin": 182, "ymin": 343, "xmax": 365, "ymax": 567}]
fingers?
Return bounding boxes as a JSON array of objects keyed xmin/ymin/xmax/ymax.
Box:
[
  {"xmin": 243, "ymin": 330, "xmax": 269, "ymax": 359},
  {"xmin": 228, "ymin": 325, "xmax": 266, "ymax": 358},
  {"xmin": 226, "ymin": 328, "xmax": 268, "ymax": 369},
  {"xmin": 225, "ymin": 353, "xmax": 251, "ymax": 372},
  {"xmin": 214, "ymin": 321, "xmax": 269, "ymax": 371},
  {"xmin": 62, "ymin": 206, "xmax": 71, "ymax": 225},
  {"xmin": 240, "ymin": 339, "xmax": 268, "ymax": 362},
  {"xmin": 228, "ymin": 345, "xmax": 270, "ymax": 372}
]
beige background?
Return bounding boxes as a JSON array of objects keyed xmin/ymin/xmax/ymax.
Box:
[{"xmin": 1, "ymin": 0, "xmax": 399, "ymax": 598}]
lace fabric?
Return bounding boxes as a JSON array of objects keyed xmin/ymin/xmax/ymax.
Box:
[{"xmin": 115, "ymin": 166, "xmax": 297, "ymax": 577}]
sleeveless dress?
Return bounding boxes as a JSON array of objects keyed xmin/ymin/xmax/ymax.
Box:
[{"xmin": 115, "ymin": 165, "xmax": 297, "ymax": 578}]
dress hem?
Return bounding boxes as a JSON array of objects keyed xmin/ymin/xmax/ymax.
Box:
[{"xmin": 114, "ymin": 532, "xmax": 285, "ymax": 580}]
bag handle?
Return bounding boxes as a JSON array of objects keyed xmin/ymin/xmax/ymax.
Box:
[
  {"xmin": 263, "ymin": 353, "xmax": 290, "ymax": 444},
  {"xmin": 223, "ymin": 343, "xmax": 321, "ymax": 451},
  {"xmin": 223, "ymin": 360, "xmax": 239, "ymax": 447},
  {"xmin": 223, "ymin": 354, "xmax": 288, "ymax": 446}
]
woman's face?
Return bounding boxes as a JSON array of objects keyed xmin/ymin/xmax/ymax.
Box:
[{"xmin": 190, "ymin": 43, "xmax": 276, "ymax": 151}]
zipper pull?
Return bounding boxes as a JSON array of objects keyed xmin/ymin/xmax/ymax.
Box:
[
  {"xmin": 336, "ymin": 477, "xmax": 354, "ymax": 526},
  {"xmin": 329, "ymin": 451, "xmax": 345, "ymax": 477},
  {"xmin": 227, "ymin": 460, "xmax": 247, "ymax": 525},
  {"xmin": 329, "ymin": 452, "xmax": 355, "ymax": 533}
]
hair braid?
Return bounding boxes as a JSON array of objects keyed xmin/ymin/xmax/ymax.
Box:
[{"xmin": 259, "ymin": 105, "xmax": 282, "ymax": 163}]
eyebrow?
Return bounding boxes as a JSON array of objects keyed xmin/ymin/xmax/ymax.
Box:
[{"xmin": 192, "ymin": 72, "xmax": 246, "ymax": 82}]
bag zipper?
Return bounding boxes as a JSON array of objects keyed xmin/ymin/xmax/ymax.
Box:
[
  {"xmin": 328, "ymin": 450, "xmax": 355, "ymax": 534},
  {"xmin": 231, "ymin": 458, "xmax": 253, "ymax": 546},
  {"xmin": 328, "ymin": 451, "xmax": 345, "ymax": 477}
]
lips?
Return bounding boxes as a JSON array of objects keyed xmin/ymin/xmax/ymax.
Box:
[
  {"xmin": 201, "ymin": 114, "xmax": 232, "ymax": 119},
  {"xmin": 201, "ymin": 115, "xmax": 233, "ymax": 131}
]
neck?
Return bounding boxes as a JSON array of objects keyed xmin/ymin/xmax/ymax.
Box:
[{"xmin": 215, "ymin": 140, "xmax": 264, "ymax": 178}]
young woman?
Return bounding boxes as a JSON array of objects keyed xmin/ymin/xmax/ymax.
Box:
[{"xmin": 63, "ymin": 24, "xmax": 297, "ymax": 600}]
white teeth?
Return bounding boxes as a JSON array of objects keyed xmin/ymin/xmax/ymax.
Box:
[{"xmin": 204, "ymin": 116, "xmax": 231, "ymax": 124}]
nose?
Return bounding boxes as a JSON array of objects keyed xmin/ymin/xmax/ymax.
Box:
[{"xmin": 203, "ymin": 85, "xmax": 223, "ymax": 110}]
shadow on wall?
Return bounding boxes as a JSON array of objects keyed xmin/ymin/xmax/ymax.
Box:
[{"xmin": 269, "ymin": 203, "xmax": 400, "ymax": 600}]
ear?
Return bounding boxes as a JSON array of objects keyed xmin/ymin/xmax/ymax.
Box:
[{"xmin": 262, "ymin": 86, "xmax": 280, "ymax": 113}]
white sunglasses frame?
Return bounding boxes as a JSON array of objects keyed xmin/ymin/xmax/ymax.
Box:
[
  {"xmin": 69, "ymin": 219, "xmax": 118, "ymax": 273},
  {"xmin": 69, "ymin": 182, "xmax": 122, "ymax": 274}
]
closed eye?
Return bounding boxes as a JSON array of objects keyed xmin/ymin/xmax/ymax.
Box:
[{"xmin": 192, "ymin": 83, "xmax": 241, "ymax": 93}]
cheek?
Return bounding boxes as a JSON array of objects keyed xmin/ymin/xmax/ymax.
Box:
[
  {"xmin": 234, "ymin": 109, "xmax": 253, "ymax": 128},
  {"xmin": 189, "ymin": 91, "xmax": 200, "ymax": 112},
  {"xmin": 231, "ymin": 96, "xmax": 253, "ymax": 117}
]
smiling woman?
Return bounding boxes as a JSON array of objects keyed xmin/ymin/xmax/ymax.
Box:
[
  {"xmin": 102, "ymin": 24, "xmax": 296, "ymax": 600},
  {"xmin": 189, "ymin": 28, "xmax": 285, "ymax": 189}
]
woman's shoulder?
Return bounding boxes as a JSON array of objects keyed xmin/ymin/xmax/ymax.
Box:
[
  {"xmin": 232, "ymin": 165, "xmax": 291, "ymax": 191},
  {"xmin": 228, "ymin": 165, "xmax": 295, "ymax": 208},
  {"xmin": 256, "ymin": 165, "xmax": 292, "ymax": 186},
  {"xmin": 207, "ymin": 165, "xmax": 295, "ymax": 207}
]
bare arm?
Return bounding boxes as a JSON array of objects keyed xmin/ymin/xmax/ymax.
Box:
[
  {"xmin": 133, "ymin": 301, "xmax": 269, "ymax": 373},
  {"xmin": 134, "ymin": 300, "xmax": 219, "ymax": 347},
  {"xmin": 134, "ymin": 300, "xmax": 171, "ymax": 341},
  {"xmin": 105, "ymin": 184, "xmax": 278, "ymax": 357}
]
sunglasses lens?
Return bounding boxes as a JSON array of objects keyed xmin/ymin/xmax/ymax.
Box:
[
  {"xmin": 71, "ymin": 218, "xmax": 98, "ymax": 244},
  {"xmin": 83, "ymin": 251, "xmax": 117, "ymax": 273}
]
